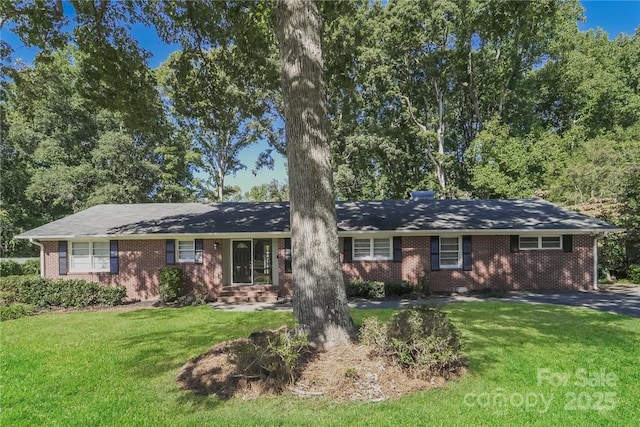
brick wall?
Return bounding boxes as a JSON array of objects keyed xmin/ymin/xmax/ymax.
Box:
[
  {"xmin": 339, "ymin": 235, "xmax": 594, "ymax": 291},
  {"xmin": 42, "ymin": 239, "xmax": 223, "ymax": 301},
  {"xmin": 42, "ymin": 234, "xmax": 594, "ymax": 301}
]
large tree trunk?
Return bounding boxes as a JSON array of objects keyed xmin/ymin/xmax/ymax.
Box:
[{"xmin": 275, "ymin": 0, "xmax": 354, "ymax": 345}]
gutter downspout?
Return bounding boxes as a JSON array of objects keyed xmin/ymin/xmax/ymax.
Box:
[
  {"xmin": 593, "ymin": 234, "xmax": 602, "ymax": 291},
  {"xmin": 29, "ymin": 238, "xmax": 44, "ymax": 278}
]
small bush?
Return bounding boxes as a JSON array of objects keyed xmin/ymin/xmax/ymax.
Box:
[
  {"xmin": 384, "ymin": 280, "xmax": 413, "ymax": 296},
  {"xmin": 21, "ymin": 259, "xmax": 40, "ymax": 275},
  {"xmin": 418, "ymin": 270, "xmax": 431, "ymax": 295},
  {"xmin": 98, "ymin": 285, "xmax": 127, "ymax": 306},
  {"xmin": 359, "ymin": 317, "xmax": 388, "ymax": 347},
  {"xmin": 0, "ymin": 303, "xmax": 34, "ymax": 321},
  {"xmin": 629, "ymin": 265, "xmax": 640, "ymax": 284},
  {"xmin": 360, "ymin": 306, "xmax": 464, "ymax": 375},
  {"xmin": 345, "ymin": 280, "xmax": 385, "ymax": 299},
  {"xmin": 229, "ymin": 327, "xmax": 309, "ymax": 391},
  {"xmin": 0, "ymin": 275, "xmax": 48, "ymax": 307},
  {"xmin": 158, "ymin": 266, "xmax": 183, "ymax": 303},
  {"xmin": 0, "ymin": 260, "xmax": 22, "ymax": 277}
]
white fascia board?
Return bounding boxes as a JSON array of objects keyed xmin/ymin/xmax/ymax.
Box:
[
  {"xmin": 337, "ymin": 228, "xmax": 621, "ymax": 237},
  {"xmin": 24, "ymin": 227, "xmax": 622, "ymax": 242},
  {"xmin": 29, "ymin": 231, "xmax": 292, "ymax": 241}
]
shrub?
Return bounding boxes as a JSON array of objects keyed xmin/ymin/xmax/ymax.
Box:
[
  {"xmin": 345, "ymin": 280, "xmax": 385, "ymax": 299},
  {"xmin": 360, "ymin": 306, "xmax": 464, "ymax": 375},
  {"xmin": 0, "ymin": 275, "xmax": 126, "ymax": 308},
  {"xmin": 629, "ymin": 265, "xmax": 640, "ymax": 284},
  {"xmin": 384, "ymin": 280, "xmax": 413, "ymax": 296},
  {"xmin": 158, "ymin": 266, "xmax": 183, "ymax": 303},
  {"xmin": 98, "ymin": 285, "xmax": 127, "ymax": 306},
  {"xmin": 359, "ymin": 317, "xmax": 388, "ymax": 347},
  {"xmin": 229, "ymin": 327, "xmax": 309, "ymax": 391},
  {"xmin": 0, "ymin": 303, "xmax": 34, "ymax": 321},
  {"xmin": 21, "ymin": 259, "xmax": 40, "ymax": 275},
  {"xmin": 0, "ymin": 260, "xmax": 22, "ymax": 277},
  {"xmin": 0, "ymin": 275, "xmax": 48, "ymax": 307},
  {"xmin": 418, "ymin": 270, "xmax": 431, "ymax": 295}
]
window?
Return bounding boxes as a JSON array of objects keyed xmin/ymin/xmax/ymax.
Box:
[
  {"xmin": 440, "ymin": 236, "xmax": 462, "ymax": 268},
  {"xmin": 70, "ymin": 241, "xmax": 109, "ymax": 272},
  {"xmin": 519, "ymin": 236, "xmax": 562, "ymax": 250},
  {"xmin": 353, "ymin": 237, "xmax": 392, "ymax": 260},
  {"xmin": 178, "ymin": 240, "xmax": 195, "ymax": 262}
]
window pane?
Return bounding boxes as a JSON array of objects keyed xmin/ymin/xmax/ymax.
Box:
[
  {"xmin": 373, "ymin": 239, "xmax": 390, "ymax": 258},
  {"xmin": 519, "ymin": 237, "xmax": 539, "ymax": 249},
  {"xmin": 541, "ymin": 236, "xmax": 561, "ymax": 249},
  {"xmin": 441, "ymin": 238, "xmax": 459, "ymax": 251},
  {"xmin": 72, "ymin": 242, "xmax": 90, "ymax": 256},
  {"xmin": 92, "ymin": 242, "xmax": 109, "ymax": 257},
  {"xmin": 440, "ymin": 237, "xmax": 460, "ymax": 267},
  {"xmin": 178, "ymin": 240, "xmax": 195, "ymax": 261},
  {"xmin": 354, "ymin": 239, "xmax": 370, "ymax": 258}
]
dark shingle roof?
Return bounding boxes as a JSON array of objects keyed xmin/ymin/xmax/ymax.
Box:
[{"xmin": 17, "ymin": 198, "xmax": 619, "ymax": 239}]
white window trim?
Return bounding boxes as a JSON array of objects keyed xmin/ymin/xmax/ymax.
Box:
[
  {"xmin": 177, "ymin": 239, "xmax": 196, "ymax": 263},
  {"xmin": 518, "ymin": 235, "xmax": 562, "ymax": 250},
  {"xmin": 440, "ymin": 236, "xmax": 462, "ymax": 269},
  {"xmin": 69, "ymin": 241, "xmax": 110, "ymax": 273},
  {"xmin": 352, "ymin": 237, "xmax": 393, "ymax": 261}
]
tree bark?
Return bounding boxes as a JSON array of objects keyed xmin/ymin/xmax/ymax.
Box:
[{"xmin": 275, "ymin": 0, "xmax": 354, "ymax": 345}]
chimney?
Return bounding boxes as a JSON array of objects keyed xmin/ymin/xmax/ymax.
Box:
[{"xmin": 409, "ymin": 190, "xmax": 436, "ymax": 201}]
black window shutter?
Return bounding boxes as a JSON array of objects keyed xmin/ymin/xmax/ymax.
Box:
[
  {"xmin": 462, "ymin": 235, "xmax": 472, "ymax": 271},
  {"xmin": 194, "ymin": 239, "xmax": 204, "ymax": 263},
  {"xmin": 109, "ymin": 240, "xmax": 119, "ymax": 274},
  {"xmin": 510, "ymin": 235, "xmax": 520, "ymax": 253},
  {"xmin": 166, "ymin": 239, "xmax": 175, "ymax": 265},
  {"xmin": 393, "ymin": 236, "xmax": 402, "ymax": 262},
  {"xmin": 562, "ymin": 235, "xmax": 573, "ymax": 253},
  {"xmin": 430, "ymin": 236, "xmax": 440, "ymax": 271},
  {"xmin": 58, "ymin": 241, "xmax": 68, "ymax": 275},
  {"xmin": 284, "ymin": 238, "xmax": 292, "ymax": 273},
  {"xmin": 343, "ymin": 237, "xmax": 353, "ymax": 263}
]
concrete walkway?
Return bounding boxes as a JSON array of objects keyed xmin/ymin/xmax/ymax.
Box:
[{"xmin": 210, "ymin": 285, "xmax": 640, "ymax": 318}]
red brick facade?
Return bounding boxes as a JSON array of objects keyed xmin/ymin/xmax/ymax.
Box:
[
  {"xmin": 41, "ymin": 234, "xmax": 594, "ymax": 301},
  {"xmin": 339, "ymin": 235, "xmax": 593, "ymax": 291},
  {"xmin": 42, "ymin": 239, "xmax": 222, "ymax": 301}
]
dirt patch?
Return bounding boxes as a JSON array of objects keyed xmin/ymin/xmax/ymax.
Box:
[{"xmin": 177, "ymin": 331, "xmax": 465, "ymax": 402}]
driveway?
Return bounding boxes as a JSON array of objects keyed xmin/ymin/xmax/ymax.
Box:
[
  {"xmin": 211, "ymin": 285, "xmax": 640, "ymax": 318},
  {"xmin": 498, "ymin": 287, "xmax": 640, "ymax": 318}
]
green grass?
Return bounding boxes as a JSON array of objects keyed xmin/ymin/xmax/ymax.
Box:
[{"xmin": 1, "ymin": 302, "xmax": 638, "ymax": 426}]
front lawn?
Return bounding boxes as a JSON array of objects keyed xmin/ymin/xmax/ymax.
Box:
[{"xmin": 1, "ymin": 302, "xmax": 638, "ymax": 426}]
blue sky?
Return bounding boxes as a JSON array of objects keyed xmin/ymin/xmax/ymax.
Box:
[{"xmin": 2, "ymin": 0, "xmax": 638, "ymax": 194}]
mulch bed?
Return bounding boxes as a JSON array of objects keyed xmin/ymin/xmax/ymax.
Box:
[{"xmin": 176, "ymin": 328, "xmax": 466, "ymax": 402}]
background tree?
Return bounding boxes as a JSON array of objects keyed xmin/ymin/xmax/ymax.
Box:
[
  {"xmin": 158, "ymin": 48, "xmax": 273, "ymax": 201},
  {"xmin": 244, "ymin": 179, "xmax": 289, "ymax": 202}
]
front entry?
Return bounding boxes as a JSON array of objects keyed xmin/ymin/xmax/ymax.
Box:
[
  {"xmin": 232, "ymin": 241, "xmax": 252, "ymax": 283},
  {"xmin": 232, "ymin": 239, "xmax": 273, "ymax": 285}
]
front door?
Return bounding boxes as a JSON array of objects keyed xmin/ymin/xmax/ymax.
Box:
[{"xmin": 232, "ymin": 241, "xmax": 252, "ymax": 284}]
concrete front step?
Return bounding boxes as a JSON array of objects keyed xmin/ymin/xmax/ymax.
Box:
[
  {"xmin": 217, "ymin": 285, "xmax": 279, "ymax": 303},
  {"xmin": 217, "ymin": 295, "xmax": 279, "ymax": 304}
]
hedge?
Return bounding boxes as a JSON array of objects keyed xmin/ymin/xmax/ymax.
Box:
[
  {"xmin": 345, "ymin": 280, "xmax": 414, "ymax": 299},
  {"xmin": 0, "ymin": 259, "xmax": 40, "ymax": 276},
  {"xmin": 0, "ymin": 275, "xmax": 126, "ymax": 309}
]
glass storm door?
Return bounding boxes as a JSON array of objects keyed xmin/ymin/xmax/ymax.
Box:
[
  {"xmin": 232, "ymin": 241, "xmax": 252, "ymax": 284},
  {"xmin": 252, "ymin": 239, "xmax": 273, "ymax": 284}
]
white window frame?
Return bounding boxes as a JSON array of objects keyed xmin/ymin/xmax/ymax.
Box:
[
  {"xmin": 440, "ymin": 236, "xmax": 462, "ymax": 269},
  {"xmin": 518, "ymin": 236, "xmax": 562, "ymax": 250},
  {"xmin": 352, "ymin": 237, "xmax": 393, "ymax": 261},
  {"xmin": 177, "ymin": 240, "xmax": 196, "ymax": 263},
  {"xmin": 69, "ymin": 241, "xmax": 110, "ymax": 273}
]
